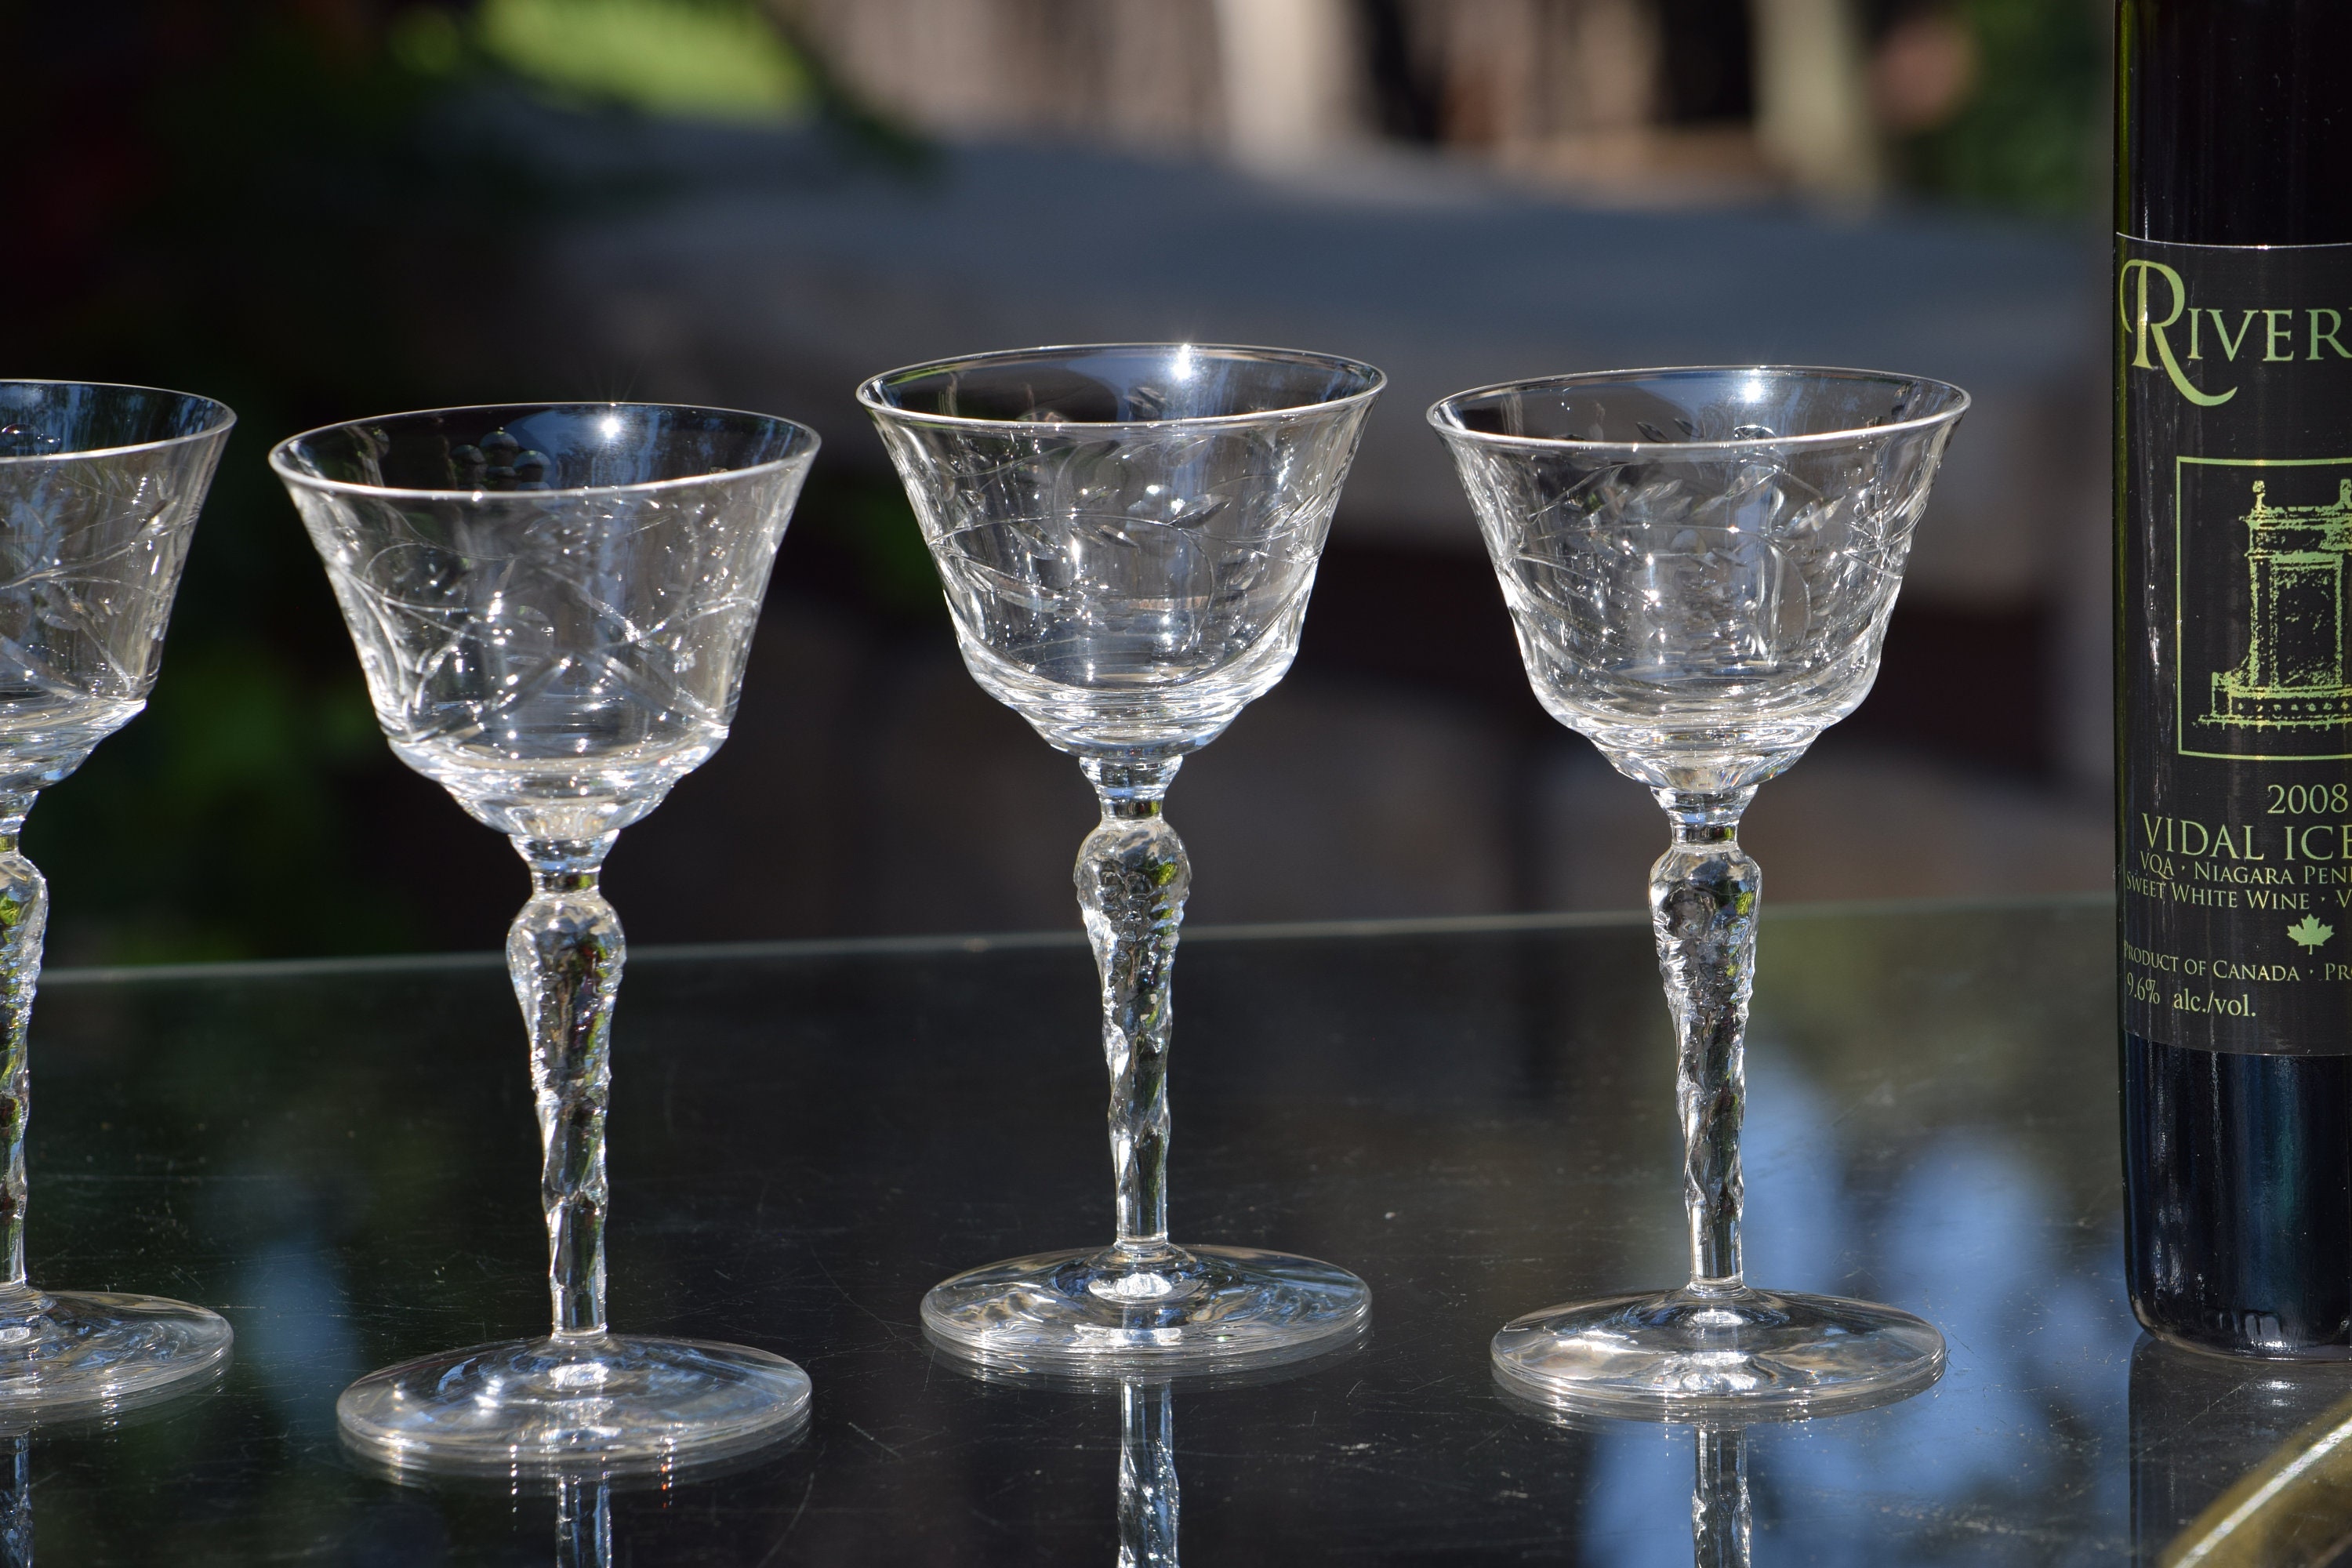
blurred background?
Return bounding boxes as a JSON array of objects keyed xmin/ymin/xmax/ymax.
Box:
[{"xmin": 5, "ymin": 0, "xmax": 2110, "ymax": 962}]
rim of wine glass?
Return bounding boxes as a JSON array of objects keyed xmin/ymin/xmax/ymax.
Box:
[
  {"xmin": 855, "ymin": 342, "xmax": 1387, "ymax": 433},
  {"xmin": 267, "ymin": 399, "xmax": 822, "ymax": 503},
  {"xmin": 1425, "ymin": 365, "xmax": 1970, "ymax": 455},
  {"xmin": 0, "ymin": 379, "xmax": 237, "ymax": 463}
]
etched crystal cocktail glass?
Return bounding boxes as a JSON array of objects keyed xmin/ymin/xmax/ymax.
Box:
[
  {"xmin": 862, "ymin": 343, "xmax": 1381, "ymax": 1369},
  {"xmin": 0, "ymin": 382, "xmax": 234, "ymax": 1410},
  {"xmin": 274, "ymin": 401, "xmax": 818, "ymax": 1472},
  {"xmin": 1432, "ymin": 366, "xmax": 1969, "ymax": 1415}
]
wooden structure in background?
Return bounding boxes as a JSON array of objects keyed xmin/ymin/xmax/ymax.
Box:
[
  {"xmin": 774, "ymin": 0, "xmax": 1229, "ymax": 150},
  {"xmin": 771, "ymin": 0, "xmax": 1882, "ymax": 199}
]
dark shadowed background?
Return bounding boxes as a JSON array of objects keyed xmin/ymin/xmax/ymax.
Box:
[{"xmin": 4, "ymin": 0, "xmax": 2111, "ymax": 963}]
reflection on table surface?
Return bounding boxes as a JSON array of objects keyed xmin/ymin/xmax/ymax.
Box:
[{"xmin": 0, "ymin": 896, "xmax": 2340, "ymax": 1562}]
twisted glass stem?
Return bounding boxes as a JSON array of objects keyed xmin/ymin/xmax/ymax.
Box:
[
  {"xmin": 0, "ymin": 1436, "xmax": 27, "ymax": 1568},
  {"xmin": 1077, "ymin": 758, "xmax": 1190, "ymax": 1259},
  {"xmin": 0, "ymin": 800, "xmax": 45, "ymax": 1301},
  {"xmin": 510, "ymin": 835, "xmax": 623, "ymax": 1340},
  {"xmin": 1118, "ymin": 1381, "xmax": 1179, "ymax": 1568},
  {"xmin": 1693, "ymin": 1427, "xmax": 1751, "ymax": 1567},
  {"xmin": 557, "ymin": 1475, "xmax": 612, "ymax": 1568},
  {"xmin": 1650, "ymin": 789, "xmax": 1760, "ymax": 1295}
]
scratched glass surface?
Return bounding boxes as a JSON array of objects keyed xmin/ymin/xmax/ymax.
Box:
[{"xmin": 0, "ymin": 898, "xmax": 2283, "ymax": 1563}]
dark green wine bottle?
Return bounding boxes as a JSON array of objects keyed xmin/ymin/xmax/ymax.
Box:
[{"xmin": 2119, "ymin": 0, "xmax": 2352, "ymax": 1357}]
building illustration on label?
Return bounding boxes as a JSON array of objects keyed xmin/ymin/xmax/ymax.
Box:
[{"xmin": 2205, "ymin": 480, "xmax": 2352, "ymax": 729}]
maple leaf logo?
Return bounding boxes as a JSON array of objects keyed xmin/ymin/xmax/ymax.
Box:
[{"xmin": 2288, "ymin": 915, "xmax": 2335, "ymax": 951}]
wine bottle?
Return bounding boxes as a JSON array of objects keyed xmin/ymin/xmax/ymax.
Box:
[{"xmin": 2119, "ymin": 0, "xmax": 2352, "ymax": 1358}]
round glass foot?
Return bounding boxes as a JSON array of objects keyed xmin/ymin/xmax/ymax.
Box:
[
  {"xmin": 921, "ymin": 1243, "xmax": 1370, "ymax": 1372},
  {"xmin": 336, "ymin": 1333, "xmax": 811, "ymax": 1477},
  {"xmin": 1491, "ymin": 1286, "xmax": 1945, "ymax": 1417},
  {"xmin": 0, "ymin": 1290, "xmax": 232, "ymax": 1416}
]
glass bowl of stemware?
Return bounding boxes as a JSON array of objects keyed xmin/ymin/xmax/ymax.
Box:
[
  {"xmin": 0, "ymin": 381, "xmax": 236, "ymax": 1415},
  {"xmin": 1431, "ymin": 365, "xmax": 1969, "ymax": 1417},
  {"xmin": 861, "ymin": 343, "xmax": 1383, "ymax": 1372},
  {"xmin": 273, "ymin": 401, "xmax": 818, "ymax": 1474}
]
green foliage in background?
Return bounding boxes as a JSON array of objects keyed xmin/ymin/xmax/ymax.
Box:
[
  {"xmin": 4, "ymin": 1, "xmax": 918, "ymax": 963},
  {"xmin": 1895, "ymin": 0, "xmax": 2105, "ymax": 217},
  {"xmin": 413, "ymin": 0, "xmax": 814, "ymax": 122},
  {"xmin": 9, "ymin": 9, "xmax": 504, "ymax": 963},
  {"xmin": 793, "ymin": 474, "xmax": 947, "ymax": 624}
]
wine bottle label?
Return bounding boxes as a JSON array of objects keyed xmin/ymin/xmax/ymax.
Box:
[{"xmin": 2121, "ymin": 236, "xmax": 2352, "ymax": 1053}]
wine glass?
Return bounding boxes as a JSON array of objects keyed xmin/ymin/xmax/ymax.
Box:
[
  {"xmin": 861, "ymin": 343, "xmax": 1381, "ymax": 1370},
  {"xmin": 272, "ymin": 400, "xmax": 818, "ymax": 1472},
  {"xmin": 0, "ymin": 380, "xmax": 235, "ymax": 1410},
  {"xmin": 1431, "ymin": 366, "xmax": 1969, "ymax": 1415}
]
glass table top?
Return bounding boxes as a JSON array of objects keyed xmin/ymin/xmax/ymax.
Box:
[{"xmin": 0, "ymin": 896, "xmax": 2321, "ymax": 1563}]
